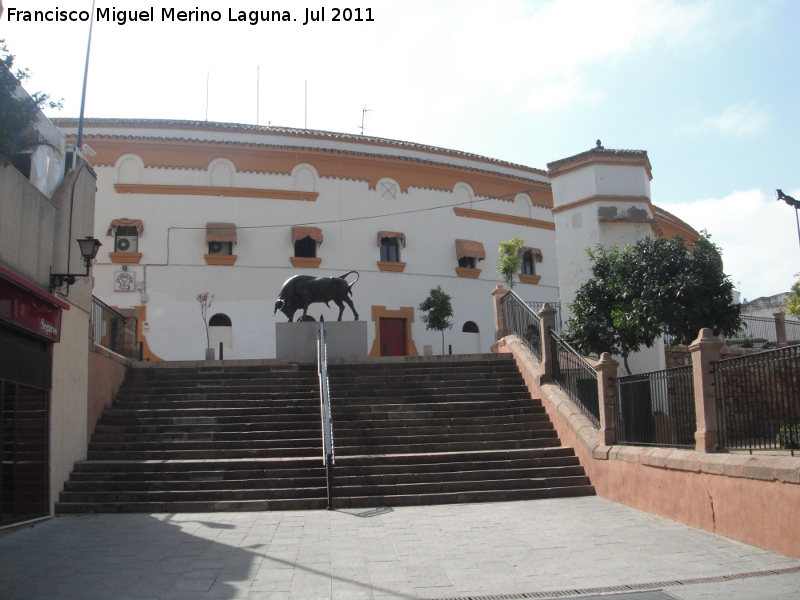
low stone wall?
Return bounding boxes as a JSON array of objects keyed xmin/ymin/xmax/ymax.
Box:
[
  {"xmin": 88, "ymin": 343, "xmax": 132, "ymax": 440},
  {"xmin": 495, "ymin": 334, "xmax": 800, "ymax": 559}
]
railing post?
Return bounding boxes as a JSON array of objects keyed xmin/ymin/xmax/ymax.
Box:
[
  {"xmin": 689, "ymin": 328, "xmax": 725, "ymax": 452},
  {"xmin": 538, "ymin": 303, "xmax": 557, "ymax": 379},
  {"xmin": 491, "ymin": 285, "xmax": 510, "ymax": 341},
  {"xmin": 594, "ymin": 352, "xmax": 618, "ymax": 445},
  {"xmin": 774, "ymin": 309, "xmax": 788, "ymax": 348}
]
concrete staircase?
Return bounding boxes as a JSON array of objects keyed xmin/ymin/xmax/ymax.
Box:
[{"xmin": 55, "ymin": 355, "xmax": 593, "ymax": 514}]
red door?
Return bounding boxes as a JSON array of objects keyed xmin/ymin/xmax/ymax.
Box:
[{"xmin": 380, "ymin": 318, "xmax": 407, "ymax": 356}]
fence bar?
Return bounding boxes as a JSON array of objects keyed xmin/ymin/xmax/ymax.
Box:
[
  {"xmin": 550, "ymin": 330, "xmax": 600, "ymax": 427},
  {"xmin": 612, "ymin": 366, "xmax": 695, "ymax": 448},
  {"xmin": 90, "ymin": 296, "xmax": 137, "ymax": 359},
  {"xmin": 317, "ymin": 318, "xmax": 335, "ymax": 509},
  {"xmin": 500, "ymin": 291, "xmax": 542, "ymax": 361},
  {"xmin": 715, "ymin": 344, "xmax": 800, "ymax": 453}
]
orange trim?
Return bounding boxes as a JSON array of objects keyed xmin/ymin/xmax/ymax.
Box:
[
  {"xmin": 114, "ymin": 183, "xmax": 318, "ymax": 201},
  {"xmin": 518, "ymin": 274, "xmax": 542, "ymax": 285},
  {"xmin": 109, "ymin": 252, "xmax": 142, "ymax": 264},
  {"xmin": 454, "ymin": 207, "xmax": 555, "ymax": 231},
  {"xmin": 456, "ymin": 267, "xmax": 481, "ymax": 279},
  {"xmin": 377, "ymin": 261, "xmax": 406, "ymax": 272},
  {"xmin": 133, "ymin": 305, "xmax": 163, "ymax": 362},
  {"xmin": 204, "ymin": 254, "xmax": 237, "ymax": 266},
  {"xmin": 369, "ymin": 306, "xmax": 419, "ymax": 357},
  {"xmin": 290, "ymin": 257, "xmax": 322, "ymax": 268},
  {"xmin": 551, "ymin": 195, "xmax": 652, "ymax": 214},
  {"xmin": 78, "ymin": 137, "xmax": 552, "ymax": 207}
]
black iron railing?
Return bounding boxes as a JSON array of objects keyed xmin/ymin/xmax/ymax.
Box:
[
  {"xmin": 550, "ymin": 331, "xmax": 600, "ymax": 427},
  {"xmin": 612, "ymin": 366, "xmax": 695, "ymax": 448},
  {"xmin": 727, "ymin": 315, "xmax": 778, "ymax": 349},
  {"xmin": 502, "ymin": 291, "xmax": 542, "ymax": 361},
  {"xmin": 525, "ymin": 301, "xmax": 561, "ymax": 334},
  {"xmin": 786, "ymin": 319, "xmax": 800, "ymax": 346},
  {"xmin": 715, "ymin": 344, "xmax": 800, "ymax": 453},
  {"xmin": 91, "ymin": 296, "xmax": 137, "ymax": 358}
]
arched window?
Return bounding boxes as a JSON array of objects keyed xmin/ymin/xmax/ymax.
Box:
[
  {"xmin": 462, "ymin": 321, "xmax": 479, "ymax": 333},
  {"xmin": 294, "ymin": 236, "xmax": 317, "ymax": 258},
  {"xmin": 209, "ymin": 313, "xmax": 232, "ymax": 327}
]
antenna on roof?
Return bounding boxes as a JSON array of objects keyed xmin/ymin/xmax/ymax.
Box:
[
  {"xmin": 205, "ymin": 72, "xmax": 209, "ymax": 122},
  {"xmin": 359, "ymin": 105, "xmax": 373, "ymax": 135},
  {"xmin": 304, "ymin": 80, "xmax": 307, "ymax": 129}
]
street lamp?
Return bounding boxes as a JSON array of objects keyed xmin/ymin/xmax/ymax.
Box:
[
  {"xmin": 50, "ymin": 236, "xmax": 102, "ymax": 289},
  {"xmin": 777, "ymin": 189, "xmax": 800, "ymax": 253}
]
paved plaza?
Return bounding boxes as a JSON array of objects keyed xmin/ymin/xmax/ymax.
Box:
[{"xmin": 0, "ymin": 497, "xmax": 798, "ymax": 600}]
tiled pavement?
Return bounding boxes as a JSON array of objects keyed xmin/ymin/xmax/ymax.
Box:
[{"xmin": 0, "ymin": 497, "xmax": 798, "ymax": 600}]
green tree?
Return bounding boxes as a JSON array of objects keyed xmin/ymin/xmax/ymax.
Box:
[
  {"xmin": 564, "ymin": 233, "xmax": 741, "ymax": 374},
  {"xmin": 497, "ymin": 236, "xmax": 524, "ymax": 289},
  {"xmin": 787, "ymin": 274, "xmax": 800, "ymax": 318},
  {"xmin": 419, "ymin": 286, "xmax": 454, "ymax": 354},
  {"xmin": 0, "ymin": 40, "xmax": 62, "ymax": 164}
]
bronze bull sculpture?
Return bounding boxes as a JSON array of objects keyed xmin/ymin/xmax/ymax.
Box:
[{"xmin": 273, "ymin": 271, "xmax": 359, "ymax": 322}]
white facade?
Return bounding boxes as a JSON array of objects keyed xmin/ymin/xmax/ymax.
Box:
[{"xmin": 54, "ymin": 121, "xmax": 698, "ymax": 369}]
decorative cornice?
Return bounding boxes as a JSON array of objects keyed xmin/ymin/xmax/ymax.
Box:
[
  {"xmin": 114, "ymin": 183, "xmax": 317, "ymax": 201},
  {"xmin": 290, "ymin": 257, "xmax": 322, "ymax": 269},
  {"xmin": 203, "ymin": 254, "xmax": 237, "ymax": 266},
  {"xmin": 551, "ymin": 195, "xmax": 651, "ymax": 214},
  {"xmin": 547, "ymin": 146, "xmax": 652, "ymax": 179},
  {"xmin": 453, "ymin": 207, "xmax": 555, "ymax": 231},
  {"xmin": 518, "ymin": 274, "xmax": 542, "ymax": 285},
  {"xmin": 456, "ymin": 267, "xmax": 481, "ymax": 279},
  {"xmin": 109, "ymin": 252, "xmax": 142, "ymax": 264},
  {"xmin": 377, "ymin": 261, "xmax": 406, "ymax": 272}
]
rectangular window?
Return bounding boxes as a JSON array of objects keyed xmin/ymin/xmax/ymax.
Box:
[
  {"xmin": 521, "ymin": 251, "xmax": 535, "ymax": 275},
  {"xmin": 294, "ymin": 237, "xmax": 317, "ymax": 258},
  {"xmin": 458, "ymin": 256, "xmax": 476, "ymax": 269},
  {"xmin": 380, "ymin": 237, "xmax": 399, "ymax": 262}
]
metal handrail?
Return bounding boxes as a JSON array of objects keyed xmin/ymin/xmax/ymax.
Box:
[
  {"xmin": 501, "ymin": 290, "xmax": 543, "ymax": 361},
  {"xmin": 550, "ymin": 329, "xmax": 600, "ymax": 427},
  {"xmin": 317, "ymin": 317, "xmax": 335, "ymax": 509}
]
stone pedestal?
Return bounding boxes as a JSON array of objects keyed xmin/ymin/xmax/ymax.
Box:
[{"xmin": 276, "ymin": 321, "xmax": 368, "ymax": 359}]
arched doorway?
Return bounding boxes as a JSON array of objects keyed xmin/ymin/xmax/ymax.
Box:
[
  {"xmin": 462, "ymin": 321, "xmax": 481, "ymax": 354},
  {"xmin": 209, "ymin": 313, "xmax": 233, "ymax": 358}
]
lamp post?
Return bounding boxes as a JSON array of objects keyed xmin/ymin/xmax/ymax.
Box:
[
  {"xmin": 50, "ymin": 237, "xmax": 102, "ymax": 289},
  {"xmin": 776, "ymin": 189, "xmax": 800, "ymax": 254}
]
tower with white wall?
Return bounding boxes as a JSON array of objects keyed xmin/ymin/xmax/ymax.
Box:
[{"xmin": 548, "ymin": 141, "xmax": 665, "ymax": 374}]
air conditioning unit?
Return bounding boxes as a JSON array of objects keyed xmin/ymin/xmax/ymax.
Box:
[
  {"xmin": 115, "ymin": 236, "xmax": 138, "ymax": 252},
  {"xmin": 208, "ymin": 241, "xmax": 231, "ymax": 255}
]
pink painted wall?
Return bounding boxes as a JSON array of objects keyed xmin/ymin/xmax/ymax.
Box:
[
  {"xmin": 498, "ymin": 340, "xmax": 800, "ymax": 559},
  {"xmin": 87, "ymin": 345, "xmax": 128, "ymax": 440}
]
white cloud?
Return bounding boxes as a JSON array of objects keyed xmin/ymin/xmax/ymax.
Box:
[
  {"xmin": 665, "ymin": 189, "xmax": 800, "ymax": 301},
  {"xmin": 678, "ymin": 103, "xmax": 770, "ymax": 136}
]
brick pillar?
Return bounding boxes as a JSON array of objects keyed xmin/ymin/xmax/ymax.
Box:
[
  {"xmin": 689, "ymin": 328, "xmax": 724, "ymax": 452},
  {"xmin": 537, "ymin": 303, "xmax": 557, "ymax": 379},
  {"xmin": 774, "ymin": 309, "xmax": 787, "ymax": 347},
  {"xmin": 594, "ymin": 352, "xmax": 618, "ymax": 445},
  {"xmin": 491, "ymin": 285, "xmax": 510, "ymax": 341}
]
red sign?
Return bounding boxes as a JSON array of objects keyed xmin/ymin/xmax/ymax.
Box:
[{"xmin": 0, "ymin": 277, "xmax": 62, "ymax": 342}]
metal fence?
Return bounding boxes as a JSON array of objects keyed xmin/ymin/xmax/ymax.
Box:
[
  {"xmin": 550, "ymin": 331, "xmax": 600, "ymax": 427},
  {"xmin": 715, "ymin": 344, "xmax": 800, "ymax": 453},
  {"xmin": 525, "ymin": 301, "xmax": 562, "ymax": 334},
  {"xmin": 91, "ymin": 296, "xmax": 137, "ymax": 359},
  {"xmin": 502, "ymin": 291, "xmax": 542, "ymax": 361},
  {"xmin": 612, "ymin": 366, "xmax": 696, "ymax": 448},
  {"xmin": 727, "ymin": 315, "xmax": 779, "ymax": 349},
  {"xmin": 786, "ymin": 319, "xmax": 800, "ymax": 346}
]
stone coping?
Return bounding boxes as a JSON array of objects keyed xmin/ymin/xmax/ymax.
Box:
[
  {"xmin": 497, "ymin": 335, "xmax": 800, "ymax": 486},
  {"xmin": 90, "ymin": 342, "xmax": 134, "ymax": 367}
]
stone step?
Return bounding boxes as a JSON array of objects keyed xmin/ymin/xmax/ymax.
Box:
[{"xmin": 55, "ymin": 498, "xmax": 326, "ymax": 514}]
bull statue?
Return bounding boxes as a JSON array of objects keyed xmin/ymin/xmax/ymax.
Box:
[{"xmin": 273, "ymin": 271, "xmax": 359, "ymax": 322}]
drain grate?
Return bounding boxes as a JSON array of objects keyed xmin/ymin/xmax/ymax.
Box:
[{"xmin": 436, "ymin": 564, "xmax": 800, "ymax": 600}]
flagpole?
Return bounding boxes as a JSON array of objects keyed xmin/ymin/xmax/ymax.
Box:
[{"xmin": 76, "ymin": 0, "xmax": 96, "ymax": 150}]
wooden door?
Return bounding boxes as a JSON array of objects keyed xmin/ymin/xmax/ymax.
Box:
[{"xmin": 380, "ymin": 318, "xmax": 407, "ymax": 356}]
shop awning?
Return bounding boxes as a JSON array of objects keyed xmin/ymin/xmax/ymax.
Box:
[
  {"xmin": 455, "ymin": 239, "xmax": 486, "ymax": 262},
  {"xmin": 377, "ymin": 231, "xmax": 406, "ymax": 247},
  {"xmin": 292, "ymin": 226, "xmax": 323, "ymax": 245},
  {"xmin": 107, "ymin": 218, "xmax": 144, "ymax": 237},
  {"xmin": 207, "ymin": 223, "xmax": 238, "ymax": 244}
]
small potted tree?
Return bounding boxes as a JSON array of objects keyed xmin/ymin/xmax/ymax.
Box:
[
  {"xmin": 419, "ymin": 286, "xmax": 453, "ymax": 355},
  {"xmin": 197, "ymin": 292, "xmax": 215, "ymax": 360}
]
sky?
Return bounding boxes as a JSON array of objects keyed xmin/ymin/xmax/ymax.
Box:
[{"xmin": 3, "ymin": 0, "xmax": 799, "ymax": 301}]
